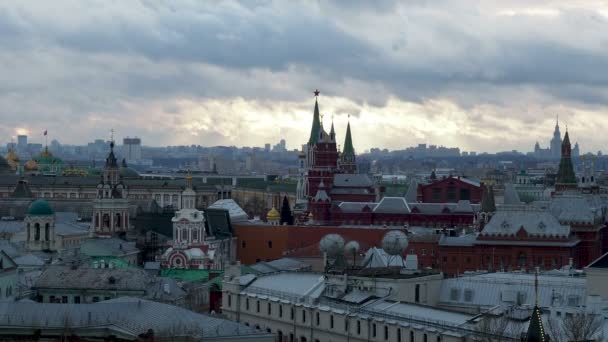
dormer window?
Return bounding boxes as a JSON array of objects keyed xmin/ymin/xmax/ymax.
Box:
[
  {"xmin": 538, "ymin": 221, "xmax": 546, "ymax": 230},
  {"xmin": 501, "ymin": 220, "xmax": 510, "ymax": 230}
]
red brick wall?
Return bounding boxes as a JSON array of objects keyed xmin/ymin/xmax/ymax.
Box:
[{"xmin": 418, "ymin": 177, "xmax": 483, "ymax": 203}]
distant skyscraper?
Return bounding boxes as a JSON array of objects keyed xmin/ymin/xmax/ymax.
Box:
[
  {"xmin": 533, "ymin": 117, "xmax": 579, "ymax": 159},
  {"xmin": 549, "ymin": 118, "xmax": 562, "ymax": 159},
  {"xmin": 17, "ymin": 135, "xmax": 27, "ymax": 149},
  {"xmin": 122, "ymin": 137, "xmax": 142, "ymax": 161}
]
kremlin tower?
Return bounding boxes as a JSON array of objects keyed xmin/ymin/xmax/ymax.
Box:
[
  {"xmin": 555, "ymin": 129, "xmax": 577, "ymax": 192},
  {"xmin": 301, "ymin": 90, "xmax": 379, "ymax": 225}
]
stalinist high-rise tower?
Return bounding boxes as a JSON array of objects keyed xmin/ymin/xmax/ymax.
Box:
[{"xmin": 549, "ymin": 118, "xmax": 562, "ymax": 159}]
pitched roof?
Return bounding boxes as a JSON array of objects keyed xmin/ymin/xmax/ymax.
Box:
[
  {"xmin": 482, "ymin": 207, "xmax": 570, "ymax": 238},
  {"xmin": 208, "ymin": 199, "xmax": 248, "ymax": 223},
  {"xmin": 587, "ymin": 251, "xmax": 608, "ymax": 269},
  {"xmin": 373, "ymin": 197, "xmax": 410, "ymax": 214},
  {"xmin": 80, "ymin": 238, "xmax": 139, "ymax": 257},
  {"xmin": 333, "ymin": 174, "xmax": 373, "ymax": 187},
  {"xmin": 503, "ymin": 183, "xmax": 522, "ymax": 205},
  {"xmin": 404, "ymin": 178, "xmax": 419, "ymax": 203},
  {"xmin": 0, "ymin": 298, "xmax": 264, "ymax": 339}
]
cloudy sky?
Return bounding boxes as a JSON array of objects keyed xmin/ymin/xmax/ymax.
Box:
[{"xmin": 1, "ymin": 0, "xmax": 608, "ymax": 153}]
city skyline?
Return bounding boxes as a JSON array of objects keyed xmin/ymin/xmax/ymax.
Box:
[{"xmin": 3, "ymin": 1, "xmax": 608, "ymax": 152}]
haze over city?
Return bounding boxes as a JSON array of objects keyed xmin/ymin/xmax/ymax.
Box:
[{"xmin": 3, "ymin": 1, "xmax": 608, "ymax": 152}]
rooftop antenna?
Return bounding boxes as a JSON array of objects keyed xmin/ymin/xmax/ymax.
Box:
[{"xmin": 534, "ymin": 266, "xmax": 539, "ymax": 306}]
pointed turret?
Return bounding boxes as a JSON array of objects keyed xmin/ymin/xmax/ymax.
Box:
[
  {"xmin": 106, "ymin": 141, "xmax": 118, "ymax": 168},
  {"xmin": 329, "ymin": 119, "xmax": 336, "ymax": 142},
  {"xmin": 481, "ymin": 185, "xmax": 496, "ymax": 213},
  {"xmin": 525, "ymin": 269, "xmax": 549, "ymax": 341},
  {"xmin": 555, "ymin": 129, "xmax": 577, "ymax": 191},
  {"xmin": 308, "ymin": 91, "xmax": 322, "ymax": 145},
  {"xmin": 340, "ymin": 119, "xmax": 357, "ymax": 173}
]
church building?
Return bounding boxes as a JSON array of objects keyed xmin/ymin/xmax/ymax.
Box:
[{"xmin": 90, "ymin": 141, "xmax": 130, "ymax": 236}]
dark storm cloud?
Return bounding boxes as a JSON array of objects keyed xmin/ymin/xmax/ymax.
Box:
[{"xmin": 2, "ymin": 0, "xmax": 608, "ymax": 151}]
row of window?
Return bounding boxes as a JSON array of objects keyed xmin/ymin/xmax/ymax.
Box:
[
  {"xmin": 244, "ymin": 319, "xmax": 442, "ymax": 342},
  {"xmin": 41, "ymin": 294, "xmax": 111, "ymax": 303},
  {"xmin": 0, "ymin": 286, "xmax": 13, "ymax": 299},
  {"xmin": 233, "ymin": 295, "xmax": 440, "ymax": 341}
]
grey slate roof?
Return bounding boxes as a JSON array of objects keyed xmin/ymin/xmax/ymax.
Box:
[
  {"xmin": 482, "ymin": 206, "xmax": 570, "ymax": 237},
  {"xmin": 338, "ymin": 202, "xmax": 376, "ymax": 213},
  {"xmin": 549, "ymin": 194, "xmax": 605, "ymax": 224},
  {"xmin": 35, "ymin": 265, "xmax": 151, "ymax": 291},
  {"xmin": 0, "ymin": 239, "xmax": 23, "ymax": 258},
  {"xmin": 0, "ymin": 297, "xmax": 266, "ymax": 339},
  {"xmin": 333, "ymin": 174, "xmax": 373, "ymax": 187},
  {"xmin": 250, "ymin": 258, "xmax": 312, "ymax": 274},
  {"xmin": 405, "ymin": 178, "xmax": 419, "ymax": 202},
  {"xmin": 453, "ymin": 200, "xmax": 474, "ymax": 213},
  {"xmin": 80, "ymin": 238, "xmax": 139, "ymax": 257},
  {"xmin": 208, "ymin": 199, "xmax": 248, "ymax": 223},
  {"xmin": 438, "ymin": 234, "xmax": 478, "ymax": 247},
  {"xmin": 0, "ymin": 221, "xmax": 23, "ymax": 235},
  {"xmin": 503, "ymin": 183, "xmax": 522, "ymax": 205},
  {"xmin": 373, "ymin": 197, "xmax": 410, "ymax": 214}
]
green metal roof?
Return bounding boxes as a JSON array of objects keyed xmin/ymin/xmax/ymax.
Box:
[
  {"xmin": 342, "ymin": 121, "xmax": 355, "ymax": 158},
  {"xmin": 160, "ymin": 269, "xmax": 216, "ymax": 282},
  {"xmin": 308, "ymin": 99, "xmax": 321, "ymax": 144}
]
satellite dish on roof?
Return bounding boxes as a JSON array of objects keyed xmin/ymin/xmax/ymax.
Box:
[
  {"xmin": 344, "ymin": 240, "xmax": 360, "ymax": 265},
  {"xmin": 319, "ymin": 234, "xmax": 345, "ymax": 258},
  {"xmin": 382, "ymin": 230, "xmax": 408, "ymax": 256},
  {"xmin": 344, "ymin": 240, "xmax": 360, "ymax": 255}
]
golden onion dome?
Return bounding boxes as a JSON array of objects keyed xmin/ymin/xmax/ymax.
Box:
[
  {"xmin": 267, "ymin": 207, "xmax": 280, "ymax": 221},
  {"xmin": 4, "ymin": 149, "xmax": 19, "ymax": 170},
  {"xmin": 24, "ymin": 159, "xmax": 38, "ymax": 171}
]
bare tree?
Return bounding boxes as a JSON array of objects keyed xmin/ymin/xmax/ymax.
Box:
[
  {"xmin": 475, "ymin": 315, "xmax": 512, "ymax": 342},
  {"xmin": 548, "ymin": 312, "xmax": 604, "ymax": 342}
]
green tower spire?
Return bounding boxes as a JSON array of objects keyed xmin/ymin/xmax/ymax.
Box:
[
  {"xmin": 308, "ymin": 90, "xmax": 322, "ymax": 145},
  {"xmin": 556, "ymin": 130, "xmax": 577, "ymax": 187},
  {"xmin": 342, "ymin": 120, "xmax": 355, "ymax": 158}
]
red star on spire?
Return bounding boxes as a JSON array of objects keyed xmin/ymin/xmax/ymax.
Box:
[{"xmin": 314, "ymin": 89, "xmax": 320, "ymax": 97}]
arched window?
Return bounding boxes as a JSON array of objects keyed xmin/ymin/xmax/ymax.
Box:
[
  {"xmin": 103, "ymin": 214, "xmax": 110, "ymax": 228},
  {"xmin": 44, "ymin": 223, "xmax": 50, "ymax": 241},
  {"xmin": 35, "ymin": 223, "xmax": 40, "ymax": 241},
  {"xmin": 115, "ymin": 213, "xmax": 121, "ymax": 228}
]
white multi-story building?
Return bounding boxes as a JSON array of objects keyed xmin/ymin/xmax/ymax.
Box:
[{"xmin": 221, "ymin": 265, "xmax": 518, "ymax": 342}]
